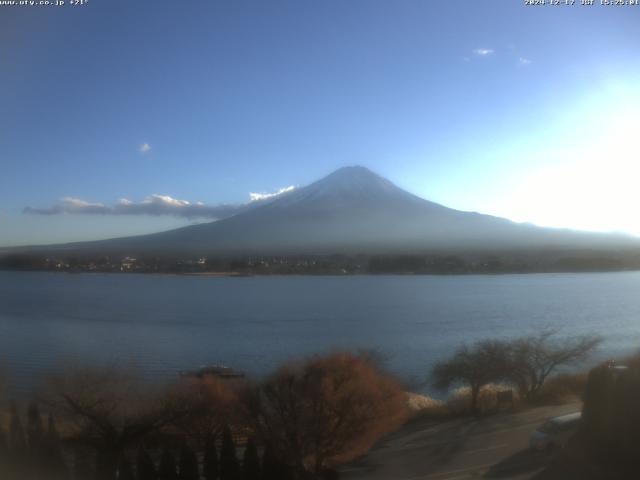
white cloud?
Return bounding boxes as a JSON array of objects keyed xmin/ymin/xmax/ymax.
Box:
[
  {"xmin": 25, "ymin": 195, "xmax": 237, "ymax": 219},
  {"xmin": 473, "ymin": 48, "xmax": 494, "ymax": 56},
  {"xmin": 139, "ymin": 143, "xmax": 151, "ymax": 154},
  {"xmin": 518, "ymin": 57, "xmax": 532, "ymax": 66},
  {"xmin": 24, "ymin": 186, "xmax": 297, "ymax": 219},
  {"xmin": 60, "ymin": 197, "xmax": 106, "ymax": 209},
  {"xmin": 144, "ymin": 194, "xmax": 190, "ymax": 207},
  {"xmin": 249, "ymin": 185, "xmax": 296, "ymax": 202},
  {"xmin": 112, "ymin": 194, "xmax": 229, "ymax": 218},
  {"xmin": 23, "ymin": 197, "xmax": 109, "ymax": 215}
]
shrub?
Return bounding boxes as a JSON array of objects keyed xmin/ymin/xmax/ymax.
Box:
[
  {"xmin": 248, "ymin": 351, "xmax": 407, "ymax": 477},
  {"xmin": 530, "ymin": 373, "xmax": 587, "ymax": 405}
]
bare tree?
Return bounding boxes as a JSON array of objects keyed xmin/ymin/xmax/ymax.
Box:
[
  {"xmin": 43, "ymin": 366, "xmax": 189, "ymax": 479},
  {"xmin": 506, "ymin": 329, "xmax": 601, "ymax": 400},
  {"xmin": 247, "ymin": 352, "xmax": 407, "ymax": 478},
  {"xmin": 431, "ymin": 340, "xmax": 510, "ymax": 413},
  {"xmin": 172, "ymin": 376, "xmax": 244, "ymax": 451}
]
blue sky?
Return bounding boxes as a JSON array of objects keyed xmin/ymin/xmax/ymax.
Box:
[{"xmin": 1, "ymin": 0, "xmax": 639, "ymax": 246}]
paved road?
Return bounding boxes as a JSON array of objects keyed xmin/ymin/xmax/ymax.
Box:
[{"xmin": 341, "ymin": 403, "xmax": 581, "ymax": 480}]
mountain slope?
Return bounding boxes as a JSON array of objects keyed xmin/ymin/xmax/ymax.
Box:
[{"xmin": 15, "ymin": 166, "xmax": 640, "ymax": 256}]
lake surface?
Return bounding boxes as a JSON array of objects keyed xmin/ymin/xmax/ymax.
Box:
[{"xmin": 1, "ymin": 271, "xmax": 640, "ymax": 395}]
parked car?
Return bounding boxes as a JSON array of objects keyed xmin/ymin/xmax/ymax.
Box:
[{"xmin": 529, "ymin": 412, "xmax": 582, "ymax": 450}]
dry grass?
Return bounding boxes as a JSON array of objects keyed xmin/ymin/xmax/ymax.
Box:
[
  {"xmin": 405, "ymin": 392, "xmax": 448, "ymax": 419},
  {"xmin": 446, "ymin": 383, "xmax": 519, "ymax": 415},
  {"xmin": 528, "ymin": 372, "xmax": 587, "ymax": 405}
]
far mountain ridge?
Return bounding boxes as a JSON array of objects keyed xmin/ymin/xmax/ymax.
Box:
[{"xmin": 6, "ymin": 166, "xmax": 640, "ymax": 256}]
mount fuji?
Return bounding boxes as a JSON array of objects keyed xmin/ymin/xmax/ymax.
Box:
[{"xmin": 13, "ymin": 166, "xmax": 640, "ymax": 256}]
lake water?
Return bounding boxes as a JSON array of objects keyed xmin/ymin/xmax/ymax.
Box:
[{"xmin": 1, "ymin": 271, "xmax": 640, "ymax": 395}]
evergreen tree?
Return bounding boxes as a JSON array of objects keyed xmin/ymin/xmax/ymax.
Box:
[
  {"xmin": 178, "ymin": 443, "xmax": 199, "ymax": 480},
  {"xmin": 136, "ymin": 448, "xmax": 157, "ymax": 480},
  {"xmin": 26, "ymin": 402, "xmax": 44, "ymax": 453},
  {"xmin": 73, "ymin": 449, "xmax": 94, "ymax": 480},
  {"xmin": 42, "ymin": 414, "xmax": 67, "ymax": 477},
  {"xmin": 242, "ymin": 439, "xmax": 260, "ymax": 480},
  {"xmin": 117, "ymin": 456, "xmax": 135, "ymax": 480},
  {"xmin": 202, "ymin": 437, "xmax": 219, "ymax": 480},
  {"xmin": 44, "ymin": 414, "xmax": 61, "ymax": 455},
  {"xmin": 8, "ymin": 401, "xmax": 27, "ymax": 476},
  {"xmin": 9, "ymin": 401, "xmax": 26, "ymax": 454},
  {"xmin": 219, "ymin": 426, "xmax": 240, "ymax": 480},
  {"xmin": 0, "ymin": 423, "xmax": 9, "ymax": 473},
  {"xmin": 96, "ymin": 449, "xmax": 114, "ymax": 480},
  {"xmin": 44, "ymin": 414, "xmax": 61, "ymax": 450},
  {"xmin": 261, "ymin": 443, "xmax": 291, "ymax": 480},
  {"xmin": 321, "ymin": 468, "xmax": 340, "ymax": 480},
  {"xmin": 158, "ymin": 448, "xmax": 178, "ymax": 480},
  {"xmin": 261, "ymin": 444, "xmax": 278, "ymax": 480}
]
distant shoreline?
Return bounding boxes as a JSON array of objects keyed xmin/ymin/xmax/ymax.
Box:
[
  {"xmin": 182, "ymin": 271, "xmax": 253, "ymax": 277},
  {"xmin": 3, "ymin": 268, "xmax": 640, "ymax": 277},
  {"xmin": 4, "ymin": 248, "xmax": 640, "ymax": 277}
]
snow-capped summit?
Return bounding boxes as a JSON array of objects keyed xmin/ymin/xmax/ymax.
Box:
[{"xmin": 256, "ymin": 165, "xmax": 430, "ymax": 212}]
